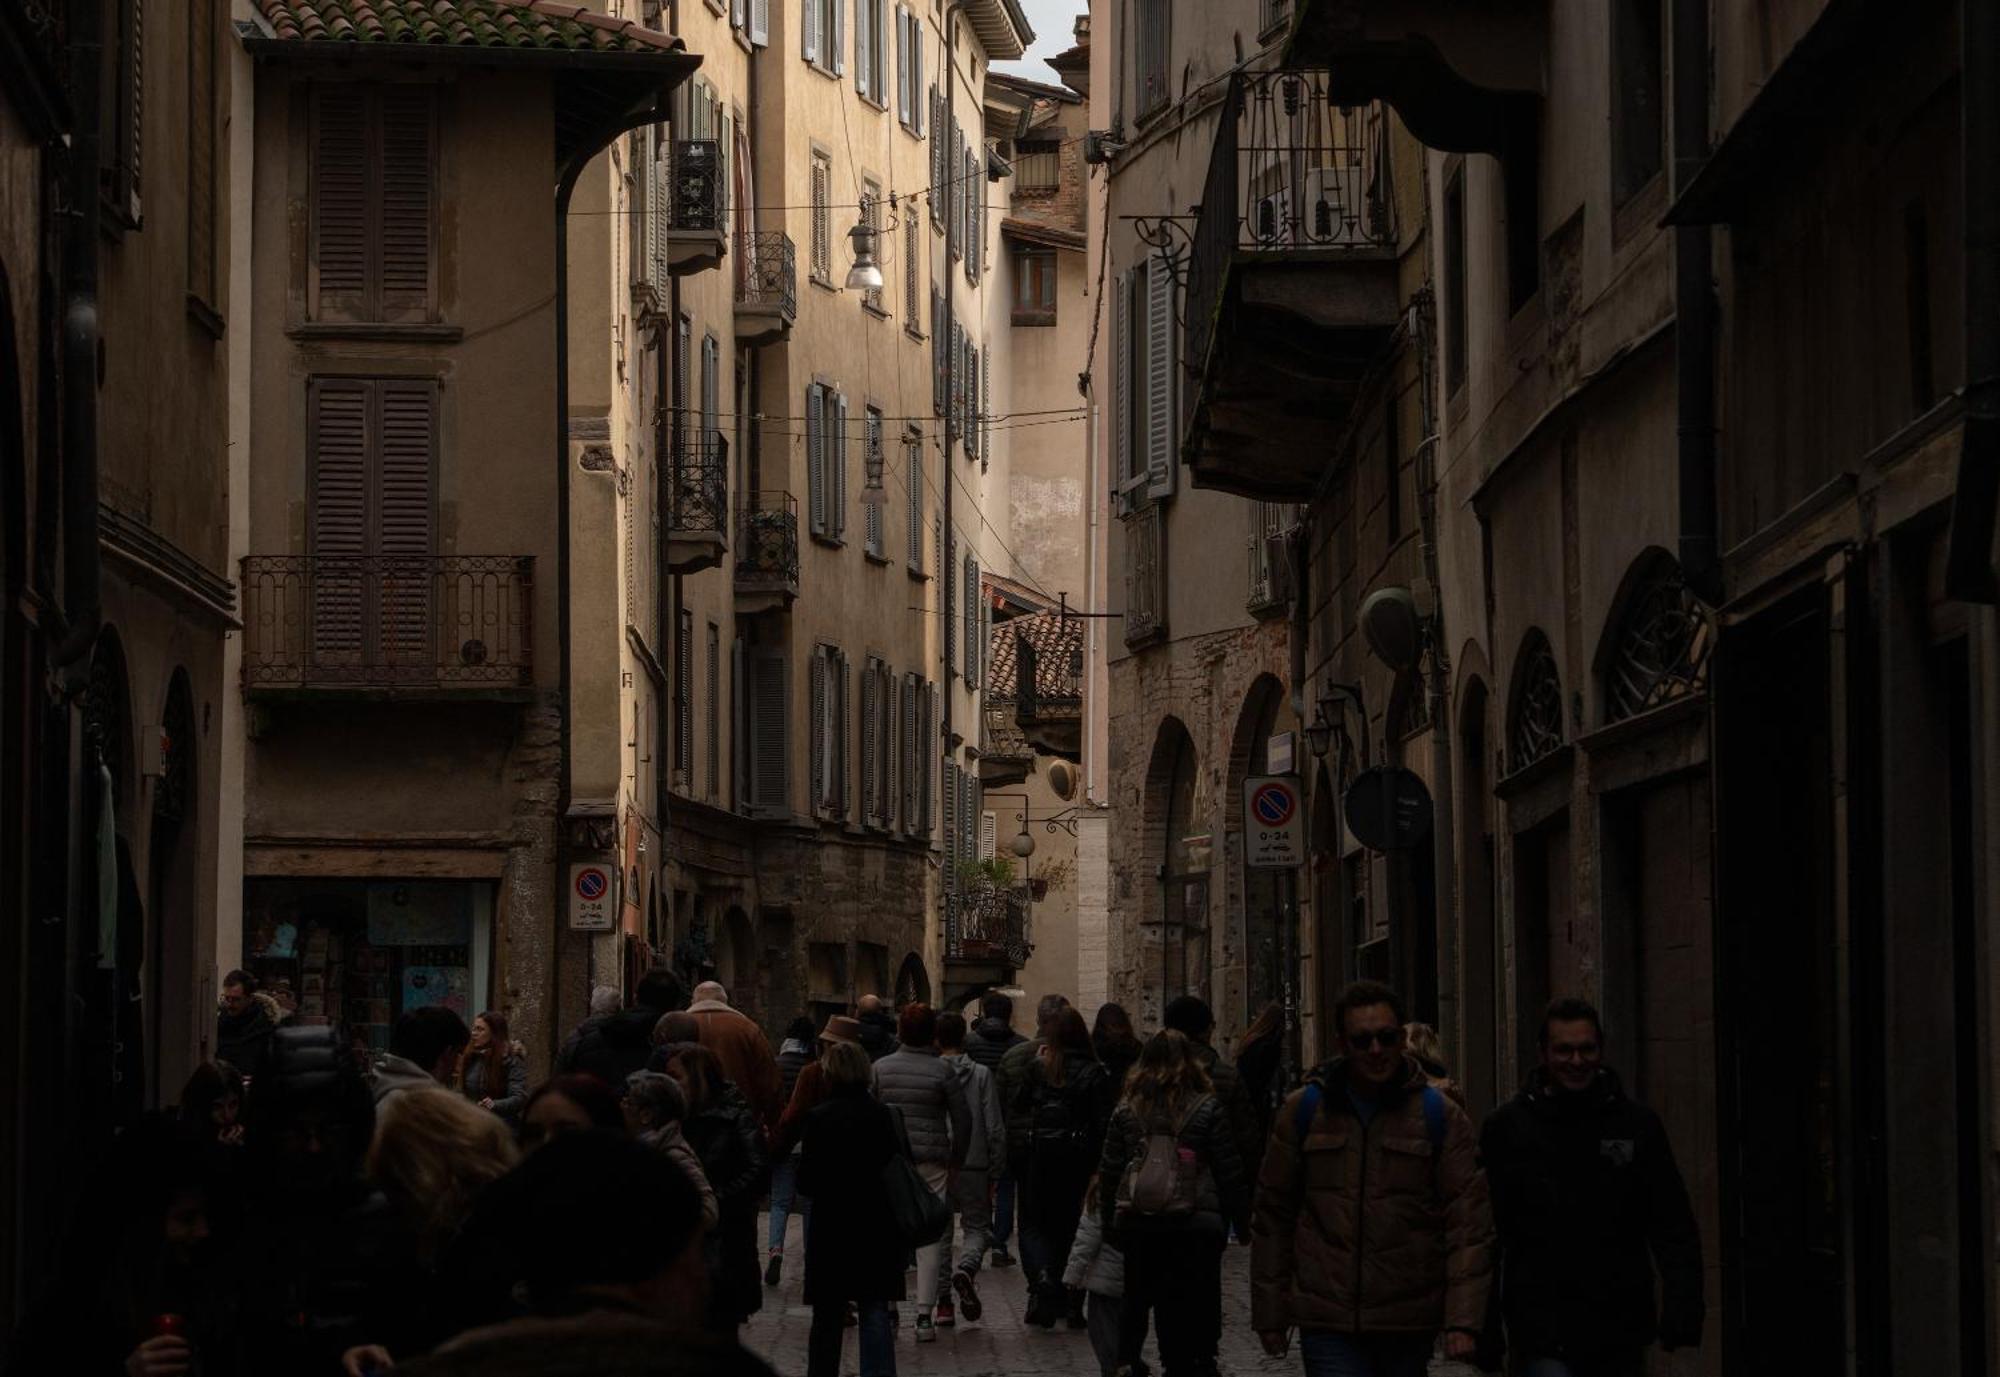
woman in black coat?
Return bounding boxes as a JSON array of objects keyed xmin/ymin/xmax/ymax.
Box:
[
  {"xmin": 664, "ymin": 1043, "xmax": 769, "ymax": 1338},
  {"xmin": 797, "ymin": 1040, "xmax": 905, "ymax": 1377}
]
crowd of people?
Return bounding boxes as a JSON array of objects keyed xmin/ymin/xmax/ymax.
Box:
[{"xmin": 1, "ymin": 965, "xmax": 1704, "ymax": 1377}]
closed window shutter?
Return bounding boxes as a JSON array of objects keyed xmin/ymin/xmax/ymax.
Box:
[
  {"xmin": 310, "ymin": 86, "xmax": 368, "ymax": 319},
  {"xmin": 751, "ymin": 0, "xmax": 769, "ymax": 45},
  {"xmin": 838, "ymin": 651, "xmax": 852, "ymax": 816},
  {"xmin": 962, "ymin": 553, "xmax": 979, "ymax": 689},
  {"xmin": 806, "ymin": 384, "xmax": 825, "ymax": 535},
  {"xmin": 861, "ymin": 663, "xmax": 877, "ymax": 822},
  {"xmin": 307, "ymin": 378, "xmax": 370, "ymax": 660},
  {"xmin": 943, "ymin": 761, "xmax": 960, "ymax": 893},
  {"xmin": 864, "ymin": 411, "xmax": 883, "ymax": 555},
  {"xmin": 926, "ymin": 683, "xmax": 939, "ymax": 832},
  {"xmin": 706, "ymin": 624, "xmax": 721, "ymax": 799},
  {"xmin": 379, "ymin": 87, "xmax": 435, "ymax": 322},
  {"xmin": 895, "ymin": 5, "xmax": 910, "ymax": 123},
  {"xmin": 931, "ymin": 289, "xmax": 945, "ymax": 413},
  {"xmin": 186, "ymin": 0, "xmax": 217, "ymax": 303},
  {"xmin": 914, "ymin": 41, "xmax": 925, "ymax": 134},
  {"xmin": 900, "ymin": 673, "xmax": 915, "ymax": 829},
  {"xmin": 855, "ymin": 0, "xmax": 870, "ymax": 96},
  {"xmin": 831, "ymin": 0, "xmax": 845, "ymax": 74},
  {"xmin": 906, "ymin": 435, "xmax": 923, "ymax": 567},
  {"xmin": 732, "ymin": 0, "xmax": 745, "ymax": 29},
  {"xmin": 802, "ymin": 0, "xmax": 819, "ymax": 62},
  {"xmin": 929, "ymin": 89, "xmax": 943, "ymax": 224},
  {"xmin": 980, "ymin": 811, "xmax": 997, "ymax": 860},
  {"xmin": 809, "ymin": 648, "xmax": 827, "ymax": 808},
  {"xmin": 1147, "ymin": 251, "xmax": 1177, "ymax": 497},
  {"xmin": 811, "ymin": 158, "xmax": 830, "ymax": 280},
  {"xmin": 944, "ymin": 531, "xmax": 956, "ymax": 674},
  {"xmin": 675, "ymin": 315, "xmax": 692, "ymax": 459},
  {"xmin": 677, "ymin": 608, "xmax": 694, "ymax": 776},
  {"xmin": 374, "ymin": 379, "xmax": 437, "ymax": 669},
  {"xmin": 981, "ymin": 350, "xmax": 991, "ymax": 462},
  {"xmin": 1113, "ymin": 268, "xmax": 1133, "ymax": 501},
  {"xmin": 833, "ymin": 391, "xmax": 850, "ymax": 538},
  {"xmin": 965, "ymin": 345, "xmax": 979, "ymax": 459},
  {"xmin": 905, "ymin": 214, "xmax": 920, "ymax": 323},
  {"xmin": 750, "ymin": 650, "xmax": 788, "ymax": 810}
]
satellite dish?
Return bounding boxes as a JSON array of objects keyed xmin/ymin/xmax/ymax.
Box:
[
  {"xmin": 1047, "ymin": 760, "xmax": 1079, "ymax": 801},
  {"xmin": 1360, "ymin": 586, "xmax": 1422, "ymax": 671}
]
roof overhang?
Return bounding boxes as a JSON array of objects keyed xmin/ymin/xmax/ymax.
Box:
[
  {"xmin": 964, "ymin": 0, "xmax": 1032, "ymax": 62},
  {"xmin": 1002, "ymin": 217, "xmax": 1086, "ymax": 252}
]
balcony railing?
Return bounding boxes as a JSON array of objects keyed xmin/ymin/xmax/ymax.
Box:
[
  {"xmin": 670, "ymin": 139, "xmax": 724, "ymax": 231},
  {"xmin": 947, "ymin": 887, "xmax": 1031, "ymax": 967},
  {"xmin": 1186, "ymin": 71, "xmax": 1396, "ymax": 437},
  {"xmin": 670, "ymin": 430, "xmax": 729, "ymax": 538},
  {"xmin": 241, "ymin": 555, "xmax": 533, "ymax": 691},
  {"xmin": 1247, "ymin": 502, "xmax": 1296, "ymax": 617},
  {"xmin": 1123, "ymin": 504, "xmax": 1166, "ymax": 646},
  {"xmin": 734, "ymin": 491, "xmax": 800, "ymax": 602},
  {"xmin": 735, "ymin": 231, "xmax": 797, "ymax": 324}
]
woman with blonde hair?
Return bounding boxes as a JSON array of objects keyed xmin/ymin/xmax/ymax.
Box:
[
  {"xmin": 1404, "ymin": 1020, "xmax": 1465, "ymax": 1106},
  {"xmin": 1095, "ymin": 1029, "xmax": 1250, "ymax": 1377}
]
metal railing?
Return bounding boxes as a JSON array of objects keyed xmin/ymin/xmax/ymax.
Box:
[
  {"xmin": 240, "ymin": 555, "xmax": 533, "ymax": 689},
  {"xmin": 670, "ymin": 139, "xmax": 725, "ymax": 232},
  {"xmin": 980, "ymin": 701, "xmax": 1036, "ymax": 764},
  {"xmin": 1123, "ymin": 503, "xmax": 1166, "ymax": 645},
  {"xmin": 735, "ymin": 231, "xmax": 797, "ymax": 319},
  {"xmin": 1247, "ymin": 502, "xmax": 1296, "ymax": 612},
  {"xmin": 1186, "ymin": 72, "xmax": 1397, "ymax": 433},
  {"xmin": 735, "ymin": 491, "xmax": 800, "ymax": 589},
  {"xmin": 948, "ymin": 888, "xmax": 1031, "ymax": 967},
  {"xmin": 669, "ymin": 429, "xmax": 729, "ymax": 538}
]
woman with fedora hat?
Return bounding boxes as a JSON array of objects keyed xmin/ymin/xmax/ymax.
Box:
[{"xmin": 772, "ymin": 1015, "xmax": 866, "ymax": 1160}]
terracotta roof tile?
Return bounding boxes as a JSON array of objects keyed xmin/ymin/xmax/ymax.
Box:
[
  {"xmin": 988, "ymin": 610, "xmax": 1084, "ymax": 705},
  {"xmin": 255, "ymin": 0, "xmax": 680, "ymax": 53}
]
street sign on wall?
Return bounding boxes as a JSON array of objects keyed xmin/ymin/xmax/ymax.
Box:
[
  {"xmin": 1243, "ymin": 775, "xmax": 1305, "ymax": 868},
  {"xmin": 569, "ymin": 862, "xmax": 618, "ymax": 931}
]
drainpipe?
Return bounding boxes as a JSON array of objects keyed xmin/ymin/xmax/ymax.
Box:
[
  {"xmin": 54, "ymin": 0, "xmax": 104, "ymax": 678},
  {"xmin": 1947, "ymin": 0, "xmax": 2000, "ymax": 601},
  {"xmin": 1673, "ymin": 0, "xmax": 1720, "ymax": 605},
  {"xmin": 940, "ymin": 2, "xmax": 964, "ymax": 954}
]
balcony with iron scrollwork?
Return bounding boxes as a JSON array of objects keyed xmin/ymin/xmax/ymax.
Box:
[
  {"xmin": 990, "ymin": 613, "xmax": 1084, "ymax": 763},
  {"xmin": 734, "ymin": 231, "xmax": 797, "ymax": 346},
  {"xmin": 733, "ymin": 491, "xmax": 799, "ymax": 613},
  {"xmin": 667, "ymin": 429, "xmax": 729, "ymax": 575},
  {"xmin": 240, "ymin": 555, "xmax": 534, "ymax": 698},
  {"xmin": 977, "ymin": 701, "xmax": 1036, "ymax": 788},
  {"xmin": 946, "ymin": 883, "xmax": 1032, "ymax": 971},
  {"xmin": 665, "ymin": 138, "xmax": 727, "ymax": 276},
  {"xmin": 1247, "ymin": 503, "xmax": 1296, "ymax": 619},
  {"xmin": 1182, "ymin": 72, "xmax": 1401, "ymax": 501}
]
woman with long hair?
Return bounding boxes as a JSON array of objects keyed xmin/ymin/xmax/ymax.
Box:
[
  {"xmin": 1091, "ymin": 1003, "xmax": 1144, "ymax": 1094},
  {"xmin": 664, "ymin": 1042, "xmax": 768, "ymax": 1337},
  {"xmin": 459, "ymin": 1010, "xmax": 529, "ymax": 1121},
  {"xmin": 1097, "ymin": 1029, "xmax": 1250, "ymax": 1377},
  {"xmin": 176, "ymin": 1059, "xmax": 247, "ymax": 1149},
  {"xmin": 766, "ymin": 1015, "xmax": 820, "ymax": 1286},
  {"xmin": 1014, "ymin": 1005, "xmax": 1110, "ymax": 1329},
  {"xmin": 797, "ymin": 1040, "xmax": 904, "ymax": 1377}
]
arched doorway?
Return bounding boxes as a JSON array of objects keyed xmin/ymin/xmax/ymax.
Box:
[
  {"xmin": 894, "ymin": 952, "xmax": 930, "ymax": 1010},
  {"xmin": 1228, "ymin": 676, "xmax": 1287, "ymax": 1032},
  {"xmin": 1144, "ymin": 718, "xmax": 1207, "ymax": 1019},
  {"xmin": 147, "ymin": 670, "xmax": 198, "ymax": 1104}
]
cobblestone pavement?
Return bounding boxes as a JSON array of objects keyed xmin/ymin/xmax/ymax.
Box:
[{"xmin": 742, "ymin": 1213, "xmax": 1292, "ymax": 1377}]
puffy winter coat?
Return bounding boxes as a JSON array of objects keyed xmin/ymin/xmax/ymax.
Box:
[
  {"xmin": 557, "ymin": 1005, "xmax": 666, "ymax": 1088},
  {"xmin": 965, "ymin": 1017, "xmax": 1025, "ymax": 1072},
  {"xmin": 1096, "ymin": 1092, "xmax": 1248, "ymax": 1239},
  {"xmin": 1478, "ymin": 1066, "xmax": 1703, "ymax": 1360},
  {"xmin": 1062, "ymin": 1205, "xmax": 1125, "ymax": 1297},
  {"xmin": 1251, "ymin": 1057, "xmax": 1494, "ymax": 1338},
  {"xmin": 1189, "ymin": 1040, "xmax": 1264, "ymax": 1173},
  {"xmin": 942, "ymin": 1052, "xmax": 1007, "ymax": 1174},
  {"xmin": 872, "ymin": 1044, "xmax": 973, "ymax": 1168},
  {"xmin": 856, "ymin": 1010, "xmax": 899, "ymax": 1063}
]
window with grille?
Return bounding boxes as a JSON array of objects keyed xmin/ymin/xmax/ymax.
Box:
[
  {"xmin": 310, "ymin": 84, "xmax": 438, "ymax": 323},
  {"xmin": 810, "ymin": 150, "xmax": 833, "ymax": 283},
  {"xmin": 905, "ymin": 429, "xmax": 925, "ymax": 572},
  {"xmin": 806, "ymin": 383, "xmax": 849, "ymax": 541},
  {"xmin": 896, "ymin": 6, "xmax": 926, "ymax": 135},
  {"xmin": 1013, "ymin": 247, "xmax": 1057, "ymax": 324},
  {"xmin": 706, "ymin": 623, "xmax": 721, "ymax": 799},
  {"xmin": 802, "ymin": 0, "xmax": 843, "ymax": 74},
  {"xmin": 861, "ymin": 181, "xmax": 886, "ymax": 313},
  {"xmin": 1013, "ymin": 139, "xmax": 1059, "ymax": 192},
  {"xmin": 864, "ymin": 408, "xmax": 887, "ymax": 557},
  {"xmin": 1136, "ymin": 0, "xmax": 1171, "ymax": 118}
]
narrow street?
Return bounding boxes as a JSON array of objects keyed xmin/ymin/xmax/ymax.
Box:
[{"xmin": 743, "ymin": 1214, "xmax": 1288, "ymax": 1377}]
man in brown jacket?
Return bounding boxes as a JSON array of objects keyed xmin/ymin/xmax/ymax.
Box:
[
  {"xmin": 688, "ymin": 981, "xmax": 782, "ymax": 1134},
  {"xmin": 1252, "ymin": 980, "xmax": 1494, "ymax": 1377}
]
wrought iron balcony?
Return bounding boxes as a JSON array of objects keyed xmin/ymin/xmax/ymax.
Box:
[
  {"xmin": 978, "ymin": 702, "xmax": 1035, "ymax": 788},
  {"xmin": 1247, "ymin": 503, "xmax": 1296, "ymax": 619},
  {"xmin": 735, "ymin": 232, "xmax": 798, "ymax": 345},
  {"xmin": 665, "ymin": 138, "xmax": 726, "ymax": 276},
  {"xmin": 946, "ymin": 887, "xmax": 1031, "ymax": 969},
  {"xmin": 667, "ymin": 429, "xmax": 729, "ymax": 575},
  {"xmin": 241, "ymin": 555, "xmax": 533, "ymax": 694},
  {"xmin": 734, "ymin": 491, "xmax": 799, "ymax": 612},
  {"xmin": 1123, "ymin": 504, "xmax": 1167, "ymax": 647},
  {"xmin": 1182, "ymin": 72, "xmax": 1401, "ymax": 500}
]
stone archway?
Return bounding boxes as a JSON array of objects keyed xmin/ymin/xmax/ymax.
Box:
[
  {"xmin": 894, "ymin": 952, "xmax": 931, "ymax": 1010},
  {"xmin": 1142, "ymin": 717, "xmax": 1207, "ymax": 1022}
]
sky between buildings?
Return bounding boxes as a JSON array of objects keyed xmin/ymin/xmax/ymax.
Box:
[{"xmin": 991, "ymin": 0, "xmax": 1084, "ymax": 86}]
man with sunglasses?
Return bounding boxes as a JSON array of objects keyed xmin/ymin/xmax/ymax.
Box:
[
  {"xmin": 1251, "ymin": 980, "xmax": 1493, "ymax": 1377},
  {"xmin": 1476, "ymin": 998, "xmax": 1703, "ymax": 1377}
]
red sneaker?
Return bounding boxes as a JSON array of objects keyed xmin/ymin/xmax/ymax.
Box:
[{"xmin": 934, "ymin": 1299, "xmax": 955, "ymax": 1328}]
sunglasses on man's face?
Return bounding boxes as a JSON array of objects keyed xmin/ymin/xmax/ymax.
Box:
[{"xmin": 1346, "ymin": 1027, "xmax": 1406, "ymax": 1051}]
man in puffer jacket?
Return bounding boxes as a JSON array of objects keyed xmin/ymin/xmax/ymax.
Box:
[
  {"xmin": 965, "ymin": 991, "xmax": 1029, "ymax": 1267},
  {"xmin": 872, "ymin": 1003, "xmax": 972, "ymax": 1342},
  {"xmin": 557, "ymin": 967, "xmax": 687, "ymax": 1088},
  {"xmin": 1252, "ymin": 980, "xmax": 1493, "ymax": 1377},
  {"xmin": 935, "ymin": 1011, "xmax": 1007, "ymax": 1326}
]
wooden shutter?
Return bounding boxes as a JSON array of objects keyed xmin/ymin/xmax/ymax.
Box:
[
  {"xmin": 750, "ymin": 650, "xmax": 788, "ymax": 810},
  {"xmin": 924, "ymin": 682, "xmax": 938, "ymax": 832},
  {"xmin": 963, "ymin": 553, "xmax": 979, "ymax": 690},
  {"xmin": 676, "ymin": 607, "xmax": 694, "ymax": 777},
  {"xmin": 906, "ymin": 434, "xmax": 923, "ymax": 567},
  {"xmin": 802, "ymin": 0, "xmax": 819, "ymax": 63},
  {"xmin": 837, "ymin": 651, "xmax": 852, "ymax": 815},
  {"xmin": 375, "ymin": 380, "xmax": 436, "ymax": 672},
  {"xmin": 311, "ymin": 86, "xmax": 369, "ymax": 319},
  {"xmin": 307, "ymin": 377, "xmax": 370, "ymax": 664},
  {"xmin": 861, "ymin": 662, "xmax": 878, "ymax": 823},
  {"xmin": 980, "ymin": 350, "xmax": 991, "ymax": 463},
  {"xmin": 929, "ymin": 89, "xmax": 943, "ymax": 224},
  {"xmin": 186, "ymin": 0, "xmax": 218, "ymax": 303},
  {"xmin": 855, "ymin": 0, "xmax": 870, "ymax": 97},
  {"xmin": 965, "ymin": 345, "xmax": 979, "ymax": 459},
  {"xmin": 806, "ymin": 384, "xmax": 826, "ymax": 535},
  {"xmin": 379, "ymin": 87, "xmax": 435, "ymax": 322},
  {"xmin": 943, "ymin": 761, "xmax": 960, "ymax": 894},
  {"xmin": 895, "ymin": 5, "xmax": 910, "ymax": 123},
  {"xmin": 833, "ymin": 391, "xmax": 850, "ymax": 538},
  {"xmin": 732, "ymin": 0, "xmax": 746, "ymax": 30},
  {"xmin": 1113, "ymin": 268, "xmax": 1134, "ymax": 503},
  {"xmin": 706, "ymin": 623, "xmax": 721, "ymax": 798},
  {"xmin": 809, "ymin": 647, "xmax": 827, "ymax": 808},
  {"xmin": 899, "ymin": 674, "xmax": 915, "ymax": 829},
  {"xmin": 944, "ymin": 530, "xmax": 956, "ymax": 673},
  {"xmin": 751, "ymin": 0, "xmax": 769, "ymax": 45},
  {"xmin": 831, "ymin": 0, "xmax": 845, "ymax": 74},
  {"xmin": 979, "ymin": 811, "xmax": 997, "ymax": 859},
  {"xmin": 905, "ymin": 214, "xmax": 920, "ymax": 323},
  {"xmin": 812, "ymin": 156, "xmax": 831, "ymax": 280},
  {"xmin": 931, "ymin": 289, "xmax": 945, "ymax": 413},
  {"xmin": 864, "ymin": 412, "xmax": 884, "ymax": 556},
  {"xmin": 1146, "ymin": 251, "xmax": 1177, "ymax": 497}
]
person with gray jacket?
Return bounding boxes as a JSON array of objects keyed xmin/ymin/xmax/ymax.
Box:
[
  {"xmin": 935, "ymin": 1012, "xmax": 1007, "ymax": 1327},
  {"xmin": 1064, "ymin": 1183, "xmax": 1139, "ymax": 1377},
  {"xmin": 872, "ymin": 1003, "xmax": 973, "ymax": 1343}
]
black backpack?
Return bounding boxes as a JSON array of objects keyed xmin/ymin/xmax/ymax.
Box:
[{"xmin": 1031, "ymin": 1057, "xmax": 1104, "ymax": 1155}]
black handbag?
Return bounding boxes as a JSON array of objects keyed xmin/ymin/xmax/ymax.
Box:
[{"xmin": 882, "ymin": 1106, "xmax": 950, "ymax": 1248}]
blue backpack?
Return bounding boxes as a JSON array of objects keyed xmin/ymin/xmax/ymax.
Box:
[{"xmin": 1293, "ymin": 1080, "xmax": 1446, "ymax": 1149}]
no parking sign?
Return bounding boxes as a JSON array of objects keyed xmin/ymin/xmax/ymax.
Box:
[
  {"xmin": 569, "ymin": 862, "xmax": 617, "ymax": 931},
  {"xmin": 1243, "ymin": 775, "xmax": 1305, "ymax": 868}
]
